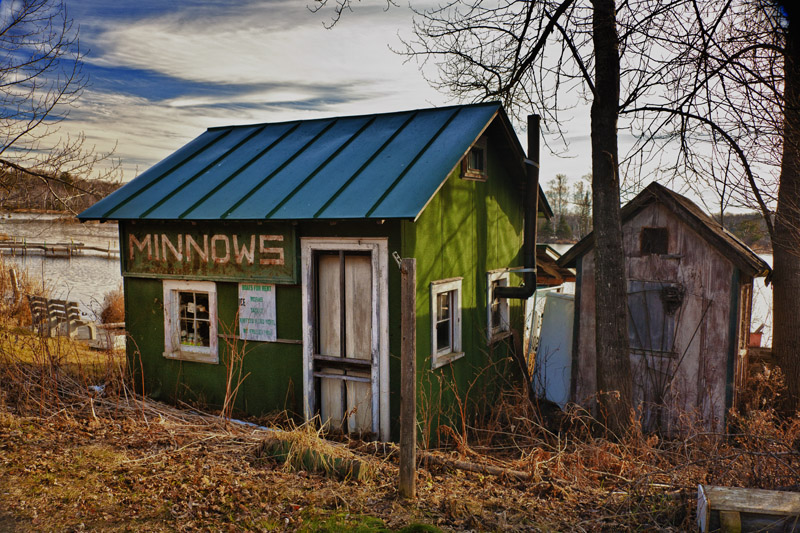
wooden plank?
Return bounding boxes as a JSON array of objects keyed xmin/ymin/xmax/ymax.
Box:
[
  {"xmin": 218, "ymin": 333, "xmax": 301, "ymax": 344},
  {"xmin": 345, "ymin": 254, "xmax": 373, "ymax": 433},
  {"xmin": 318, "ymin": 254, "xmax": 344, "ymax": 427},
  {"xmin": 698, "ymin": 485, "xmax": 800, "ymax": 533},
  {"xmin": 703, "ymin": 485, "xmax": 800, "ymax": 515},
  {"xmin": 312, "ymin": 372, "xmax": 371, "ymax": 383},
  {"xmin": 313, "ymin": 354, "xmax": 371, "ymax": 366},
  {"xmin": 399, "ymin": 257, "xmax": 416, "ymax": 499}
]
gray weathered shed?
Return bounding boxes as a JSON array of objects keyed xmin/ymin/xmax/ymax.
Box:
[{"xmin": 559, "ymin": 182, "xmax": 770, "ymax": 432}]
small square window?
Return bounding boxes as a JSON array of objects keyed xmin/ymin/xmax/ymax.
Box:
[
  {"xmin": 461, "ymin": 136, "xmax": 488, "ymax": 181},
  {"xmin": 469, "ymin": 147, "xmax": 485, "ymax": 172},
  {"xmin": 163, "ymin": 280, "xmax": 218, "ymax": 363},
  {"xmin": 487, "ymin": 271, "xmax": 510, "ymax": 342},
  {"xmin": 430, "ymin": 278, "xmax": 464, "ymax": 369},
  {"xmin": 641, "ymin": 227, "xmax": 668, "ymax": 255}
]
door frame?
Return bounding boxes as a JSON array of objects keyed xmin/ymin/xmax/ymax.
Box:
[{"xmin": 301, "ymin": 237, "xmax": 389, "ymax": 440}]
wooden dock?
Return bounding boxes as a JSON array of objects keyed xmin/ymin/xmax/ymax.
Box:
[{"xmin": 0, "ymin": 240, "xmax": 119, "ymax": 258}]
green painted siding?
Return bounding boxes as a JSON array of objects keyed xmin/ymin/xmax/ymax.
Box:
[
  {"xmin": 125, "ymin": 220, "xmax": 402, "ymax": 425},
  {"xmin": 402, "ymin": 136, "xmax": 525, "ymax": 444},
  {"xmin": 124, "ymin": 276, "xmax": 304, "ymax": 414}
]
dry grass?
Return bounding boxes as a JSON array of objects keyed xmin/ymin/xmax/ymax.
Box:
[
  {"xmin": 2, "ymin": 333, "xmax": 797, "ymax": 532},
  {"xmin": 0, "ymin": 257, "xmax": 47, "ymax": 327},
  {"xmin": 1, "ymin": 257, "xmax": 799, "ymax": 531},
  {"xmin": 99, "ymin": 285, "xmax": 124, "ymax": 324}
]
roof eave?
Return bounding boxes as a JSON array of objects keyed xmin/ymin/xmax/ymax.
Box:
[{"xmin": 556, "ymin": 183, "xmax": 772, "ymax": 277}]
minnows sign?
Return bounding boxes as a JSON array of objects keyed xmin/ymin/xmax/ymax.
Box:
[{"xmin": 122, "ymin": 221, "xmax": 297, "ymax": 283}]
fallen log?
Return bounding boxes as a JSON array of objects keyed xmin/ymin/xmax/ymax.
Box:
[{"xmin": 421, "ymin": 451, "xmax": 532, "ymax": 480}]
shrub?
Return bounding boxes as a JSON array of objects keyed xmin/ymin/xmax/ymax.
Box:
[{"xmin": 99, "ymin": 286, "xmax": 124, "ymax": 324}]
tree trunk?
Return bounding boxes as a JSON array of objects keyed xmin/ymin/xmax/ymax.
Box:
[
  {"xmin": 590, "ymin": 0, "xmax": 633, "ymax": 433},
  {"xmin": 773, "ymin": 1, "xmax": 800, "ymax": 410}
]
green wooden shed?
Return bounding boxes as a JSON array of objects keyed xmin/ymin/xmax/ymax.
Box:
[{"xmin": 79, "ymin": 102, "xmax": 550, "ymax": 441}]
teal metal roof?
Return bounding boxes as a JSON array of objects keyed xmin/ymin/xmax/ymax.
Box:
[{"xmin": 80, "ymin": 102, "xmax": 528, "ymax": 221}]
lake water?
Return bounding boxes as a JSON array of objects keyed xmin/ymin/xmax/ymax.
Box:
[{"xmin": 0, "ymin": 213, "xmax": 121, "ymax": 319}]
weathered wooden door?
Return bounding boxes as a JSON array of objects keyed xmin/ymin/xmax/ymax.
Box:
[
  {"xmin": 627, "ymin": 280, "xmax": 681, "ymax": 431},
  {"xmin": 315, "ymin": 251, "xmax": 373, "ymax": 434}
]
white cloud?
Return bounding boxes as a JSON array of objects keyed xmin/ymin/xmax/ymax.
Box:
[
  {"xmin": 90, "ymin": 2, "xmax": 429, "ymax": 93},
  {"xmin": 63, "ymin": 1, "xmax": 449, "ymax": 179}
]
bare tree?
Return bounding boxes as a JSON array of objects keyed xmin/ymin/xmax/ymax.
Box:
[
  {"xmin": 623, "ymin": 0, "xmax": 800, "ymax": 408},
  {"xmin": 309, "ymin": 0, "xmax": 398, "ymax": 28},
  {"xmin": 572, "ymin": 176, "xmax": 592, "ymax": 239},
  {"xmin": 316, "ymin": 0, "xmax": 790, "ymax": 428},
  {"xmin": 0, "ymin": 0, "xmax": 118, "ymax": 213},
  {"xmin": 547, "ymin": 173, "xmax": 570, "ymax": 226},
  {"xmin": 773, "ymin": 0, "xmax": 800, "ymax": 408},
  {"xmin": 0, "ymin": 0, "xmax": 83, "ymax": 158},
  {"xmin": 402, "ymin": 0, "xmax": 664, "ymax": 430}
]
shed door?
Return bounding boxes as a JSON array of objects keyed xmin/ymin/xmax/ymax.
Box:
[
  {"xmin": 627, "ymin": 280, "xmax": 680, "ymax": 431},
  {"xmin": 315, "ymin": 251, "xmax": 373, "ymax": 434}
]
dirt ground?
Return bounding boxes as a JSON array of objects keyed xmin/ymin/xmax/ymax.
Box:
[
  {"xmin": 1, "ymin": 332, "xmax": 798, "ymax": 531},
  {"xmin": 0, "ymin": 406, "xmax": 588, "ymax": 532}
]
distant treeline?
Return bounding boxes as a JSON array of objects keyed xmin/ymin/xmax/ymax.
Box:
[
  {"xmin": 536, "ymin": 174, "xmax": 772, "ymax": 252},
  {"xmin": 720, "ymin": 212, "xmax": 772, "ymax": 252},
  {"xmin": 0, "ymin": 169, "xmax": 121, "ymax": 213}
]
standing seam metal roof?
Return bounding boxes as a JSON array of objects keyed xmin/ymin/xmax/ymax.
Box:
[{"xmin": 80, "ymin": 102, "xmax": 525, "ymax": 221}]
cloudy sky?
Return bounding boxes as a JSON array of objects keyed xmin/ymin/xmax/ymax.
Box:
[{"xmin": 54, "ymin": 0, "xmax": 593, "ymax": 185}]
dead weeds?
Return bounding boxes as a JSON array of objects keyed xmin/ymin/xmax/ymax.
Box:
[{"xmin": 1, "ymin": 324, "xmax": 800, "ymax": 531}]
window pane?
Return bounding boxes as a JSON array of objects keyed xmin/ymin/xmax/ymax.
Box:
[
  {"xmin": 437, "ymin": 317, "xmax": 451, "ymax": 353},
  {"xmin": 195, "ymin": 292, "xmax": 209, "ymax": 319},
  {"xmin": 491, "ymin": 300, "xmax": 501, "ymax": 329},
  {"xmin": 641, "ymin": 227, "xmax": 668, "ymax": 255},
  {"xmin": 436, "ymin": 290, "xmax": 453, "ymax": 353},
  {"xmin": 179, "ymin": 291, "xmax": 193, "ymax": 318},
  {"xmin": 196, "ymin": 319, "xmax": 210, "ymax": 347},
  {"xmin": 437, "ymin": 292, "xmax": 450, "ymax": 321},
  {"xmin": 490, "ymin": 278, "xmax": 508, "ymax": 333},
  {"xmin": 470, "ymin": 147, "xmax": 484, "ymax": 171},
  {"xmin": 180, "ymin": 318, "xmax": 193, "ymax": 345},
  {"xmin": 177, "ymin": 290, "xmax": 211, "ymax": 347}
]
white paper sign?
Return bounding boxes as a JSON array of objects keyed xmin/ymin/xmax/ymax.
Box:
[{"xmin": 238, "ymin": 283, "xmax": 277, "ymax": 342}]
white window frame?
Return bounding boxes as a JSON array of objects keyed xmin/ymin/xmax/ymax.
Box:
[
  {"xmin": 163, "ymin": 280, "xmax": 218, "ymax": 364},
  {"xmin": 430, "ymin": 278, "xmax": 464, "ymax": 369},
  {"xmin": 487, "ymin": 270, "xmax": 511, "ymax": 343}
]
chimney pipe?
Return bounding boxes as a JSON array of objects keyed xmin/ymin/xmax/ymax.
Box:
[{"xmin": 494, "ymin": 114, "xmax": 539, "ymax": 300}]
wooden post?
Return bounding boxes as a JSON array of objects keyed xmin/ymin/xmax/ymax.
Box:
[{"xmin": 399, "ymin": 257, "xmax": 417, "ymax": 499}]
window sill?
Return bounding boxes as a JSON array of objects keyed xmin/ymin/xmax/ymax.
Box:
[
  {"xmin": 431, "ymin": 350, "xmax": 465, "ymax": 370},
  {"xmin": 461, "ymin": 170, "xmax": 487, "ymax": 182},
  {"xmin": 163, "ymin": 350, "xmax": 218, "ymax": 364}
]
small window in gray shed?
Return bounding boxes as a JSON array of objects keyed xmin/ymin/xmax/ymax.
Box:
[
  {"xmin": 640, "ymin": 227, "xmax": 668, "ymax": 255},
  {"xmin": 461, "ymin": 136, "xmax": 487, "ymax": 181}
]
